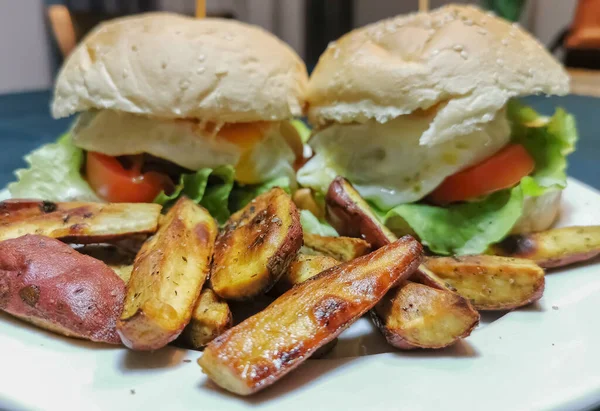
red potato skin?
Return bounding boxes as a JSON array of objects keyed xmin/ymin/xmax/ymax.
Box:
[
  {"xmin": 326, "ymin": 177, "xmax": 396, "ymax": 249},
  {"xmin": 539, "ymin": 250, "xmax": 600, "ymax": 268},
  {"xmin": 0, "ymin": 235, "xmax": 125, "ymax": 344}
]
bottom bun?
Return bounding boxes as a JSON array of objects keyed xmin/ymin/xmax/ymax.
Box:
[{"xmin": 511, "ymin": 190, "xmax": 562, "ymax": 235}]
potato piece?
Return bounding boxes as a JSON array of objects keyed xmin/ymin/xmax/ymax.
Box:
[
  {"xmin": 292, "ymin": 188, "xmax": 324, "ymax": 219},
  {"xmin": 118, "ymin": 198, "xmax": 217, "ymax": 350},
  {"xmin": 0, "ymin": 235, "xmax": 125, "ymax": 343},
  {"xmin": 0, "ymin": 200, "xmax": 86, "ymax": 224},
  {"xmin": 421, "ymin": 255, "xmax": 545, "ymax": 310},
  {"xmin": 325, "ymin": 176, "xmax": 396, "ymax": 249},
  {"xmin": 210, "ymin": 188, "xmax": 302, "ymax": 301},
  {"xmin": 76, "ymin": 244, "xmax": 136, "ymax": 283},
  {"xmin": 491, "ymin": 226, "xmax": 600, "ymax": 268},
  {"xmin": 198, "ymin": 236, "xmax": 423, "ymax": 395},
  {"xmin": 0, "ymin": 201, "xmax": 161, "ymax": 243},
  {"xmin": 371, "ymin": 282, "xmax": 479, "ymax": 349},
  {"xmin": 179, "ymin": 289, "xmax": 232, "ymax": 349},
  {"xmin": 303, "ymin": 233, "xmax": 371, "ymax": 262},
  {"xmin": 274, "ymin": 254, "xmax": 340, "ymax": 294}
]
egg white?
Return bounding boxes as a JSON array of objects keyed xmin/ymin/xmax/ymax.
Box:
[
  {"xmin": 297, "ymin": 108, "xmax": 511, "ymax": 209},
  {"xmin": 71, "ymin": 110, "xmax": 295, "ymax": 184}
]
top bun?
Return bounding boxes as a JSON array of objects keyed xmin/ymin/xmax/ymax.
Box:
[
  {"xmin": 52, "ymin": 13, "xmax": 308, "ymax": 123},
  {"xmin": 307, "ymin": 5, "xmax": 569, "ymax": 126}
]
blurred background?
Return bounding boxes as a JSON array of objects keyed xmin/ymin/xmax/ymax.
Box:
[
  {"xmin": 0, "ymin": 0, "xmax": 598, "ymax": 95},
  {"xmin": 0, "ymin": 0, "xmax": 599, "ymax": 189}
]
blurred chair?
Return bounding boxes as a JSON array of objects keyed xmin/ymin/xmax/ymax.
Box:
[
  {"xmin": 47, "ymin": 1, "xmax": 161, "ymax": 58},
  {"xmin": 47, "ymin": 5, "xmax": 77, "ymax": 57}
]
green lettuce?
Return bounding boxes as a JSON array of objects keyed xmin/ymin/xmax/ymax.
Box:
[
  {"xmin": 381, "ymin": 101, "xmax": 577, "ymax": 255},
  {"xmin": 8, "ymin": 134, "xmax": 101, "ymax": 202},
  {"xmin": 229, "ymin": 176, "xmax": 293, "ymax": 211},
  {"xmin": 299, "ymin": 209, "xmax": 338, "ymax": 237},
  {"xmin": 154, "ymin": 166, "xmax": 235, "ymax": 224},
  {"xmin": 155, "ymin": 168, "xmax": 294, "ymax": 225}
]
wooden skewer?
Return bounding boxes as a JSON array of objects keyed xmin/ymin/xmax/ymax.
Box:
[
  {"xmin": 419, "ymin": 0, "xmax": 429, "ymax": 12},
  {"xmin": 196, "ymin": 0, "xmax": 206, "ymax": 18}
]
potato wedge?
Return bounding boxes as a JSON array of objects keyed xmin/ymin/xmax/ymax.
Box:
[
  {"xmin": 371, "ymin": 281, "xmax": 479, "ymax": 349},
  {"xmin": 421, "ymin": 255, "xmax": 545, "ymax": 310},
  {"xmin": 326, "ymin": 176, "xmax": 396, "ymax": 249},
  {"xmin": 0, "ymin": 235, "xmax": 125, "ymax": 343},
  {"xmin": 118, "ymin": 198, "xmax": 217, "ymax": 350},
  {"xmin": 198, "ymin": 236, "xmax": 423, "ymax": 395},
  {"xmin": 179, "ymin": 288, "xmax": 232, "ymax": 349},
  {"xmin": 210, "ymin": 188, "xmax": 302, "ymax": 301},
  {"xmin": 303, "ymin": 233, "xmax": 371, "ymax": 262},
  {"xmin": 274, "ymin": 254, "xmax": 340, "ymax": 294},
  {"xmin": 76, "ymin": 244, "xmax": 136, "ymax": 283},
  {"xmin": 491, "ymin": 226, "xmax": 600, "ymax": 268},
  {"xmin": 0, "ymin": 199, "xmax": 86, "ymax": 224},
  {"xmin": 0, "ymin": 201, "xmax": 161, "ymax": 243},
  {"xmin": 292, "ymin": 188, "xmax": 324, "ymax": 219}
]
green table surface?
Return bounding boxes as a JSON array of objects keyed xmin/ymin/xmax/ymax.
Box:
[{"xmin": 0, "ymin": 89, "xmax": 597, "ymax": 190}]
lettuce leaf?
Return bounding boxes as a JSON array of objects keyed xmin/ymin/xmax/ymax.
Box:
[
  {"xmin": 154, "ymin": 166, "xmax": 235, "ymax": 224},
  {"xmin": 299, "ymin": 210, "xmax": 338, "ymax": 237},
  {"xmin": 380, "ymin": 101, "xmax": 577, "ymax": 255},
  {"xmin": 8, "ymin": 134, "xmax": 101, "ymax": 202},
  {"xmin": 229, "ymin": 176, "xmax": 293, "ymax": 211},
  {"xmin": 156, "ymin": 169, "xmax": 294, "ymax": 225}
]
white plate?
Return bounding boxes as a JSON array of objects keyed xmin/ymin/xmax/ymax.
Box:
[{"xmin": 1, "ymin": 179, "xmax": 600, "ymax": 411}]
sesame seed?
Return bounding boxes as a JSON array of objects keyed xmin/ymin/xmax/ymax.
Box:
[
  {"xmin": 453, "ymin": 44, "xmax": 464, "ymax": 52},
  {"xmin": 460, "ymin": 51, "xmax": 468, "ymax": 59}
]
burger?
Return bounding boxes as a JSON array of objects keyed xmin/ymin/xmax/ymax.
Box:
[
  {"xmin": 9, "ymin": 13, "xmax": 308, "ymax": 223},
  {"xmin": 297, "ymin": 5, "xmax": 578, "ymax": 255}
]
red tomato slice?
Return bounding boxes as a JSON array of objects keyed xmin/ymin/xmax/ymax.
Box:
[
  {"xmin": 428, "ymin": 144, "xmax": 535, "ymax": 205},
  {"xmin": 86, "ymin": 152, "xmax": 170, "ymax": 203}
]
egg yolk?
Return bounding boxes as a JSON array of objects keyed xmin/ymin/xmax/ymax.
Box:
[{"xmin": 218, "ymin": 122, "xmax": 269, "ymax": 184}]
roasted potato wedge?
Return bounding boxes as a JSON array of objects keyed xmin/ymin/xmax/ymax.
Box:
[
  {"xmin": 0, "ymin": 199, "xmax": 87, "ymax": 224},
  {"xmin": 0, "ymin": 235, "xmax": 125, "ymax": 344},
  {"xmin": 274, "ymin": 254, "xmax": 340, "ymax": 294},
  {"xmin": 420, "ymin": 255, "xmax": 545, "ymax": 310},
  {"xmin": 491, "ymin": 226, "xmax": 600, "ymax": 268},
  {"xmin": 0, "ymin": 201, "xmax": 161, "ymax": 243},
  {"xmin": 303, "ymin": 233, "xmax": 371, "ymax": 262},
  {"xmin": 371, "ymin": 281, "xmax": 479, "ymax": 349},
  {"xmin": 292, "ymin": 188, "xmax": 324, "ymax": 219},
  {"xmin": 326, "ymin": 176, "xmax": 396, "ymax": 249},
  {"xmin": 179, "ymin": 288, "xmax": 232, "ymax": 350},
  {"xmin": 198, "ymin": 236, "xmax": 423, "ymax": 395},
  {"xmin": 76, "ymin": 244, "xmax": 136, "ymax": 283},
  {"xmin": 118, "ymin": 198, "xmax": 217, "ymax": 350},
  {"xmin": 210, "ymin": 188, "xmax": 302, "ymax": 301}
]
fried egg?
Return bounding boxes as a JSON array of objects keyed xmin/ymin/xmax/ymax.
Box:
[
  {"xmin": 71, "ymin": 110, "xmax": 295, "ymax": 184},
  {"xmin": 297, "ymin": 108, "xmax": 511, "ymax": 209}
]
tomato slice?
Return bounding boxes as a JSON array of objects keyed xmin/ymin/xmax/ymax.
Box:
[
  {"xmin": 428, "ymin": 144, "xmax": 535, "ymax": 205},
  {"xmin": 86, "ymin": 152, "xmax": 170, "ymax": 203}
]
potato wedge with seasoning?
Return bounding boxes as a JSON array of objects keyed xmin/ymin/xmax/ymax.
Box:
[
  {"xmin": 179, "ymin": 288, "xmax": 232, "ymax": 349},
  {"xmin": 326, "ymin": 176, "xmax": 396, "ymax": 248},
  {"xmin": 118, "ymin": 198, "xmax": 217, "ymax": 350},
  {"xmin": 303, "ymin": 233, "xmax": 371, "ymax": 262},
  {"xmin": 198, "ymin": 236, "xmax": 423, "ymax": 395},
  {"xmin": 210, "ymin": 188, "xmax": 302, "ymax": 301},
  {"xmin": 0, "ymin": 235, "xmax": 125, "ymax": 344},
  {"xmin": 273, "ymin": 254, "xmax": 340, "ymax": 294},
  {"xmin": 0, "ymin": 201, "xmax": 161, "ymax": 243},
  {"xmin": 420, "ymin": 255, "xmax": 545, "ymax": 310},
  {"xmin": 491, "ymin": 226, "xmax": 600, "ymax": 268},
  {"xmin": 371, "ymin": 281, "xmax": 479, "ymax": 349},
  {"xmin": 0, "ymin": 199, "xmax": 86, "ymax": 224},
  {"xmin": 76, "ymin": 244, "xmax": 136, "ymax": 283}
]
